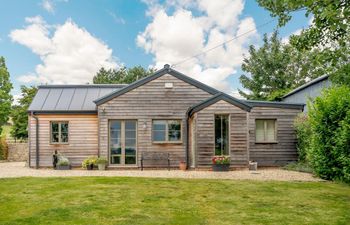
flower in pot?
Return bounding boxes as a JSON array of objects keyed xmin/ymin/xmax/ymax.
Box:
[
  {"xmin": 212, "ymin": 156, "xmax": 230, "ymax": 172},
  {"xmin": 179, "ymin": 161, "xmax": 186, "ymax": 171},
  {"xmin": 56, "ymin": 157, "xmax": 71, "ymax": 170},
  {"xmin": 96, "ymin": 157, "xmax": 108, "ymax": 170},
  {"xmin": 82, "ymin": 156, "xmax": 97, "ymax": 170}
]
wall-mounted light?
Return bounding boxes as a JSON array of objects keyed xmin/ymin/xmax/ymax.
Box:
[
  {"xmin": 142, "ymin": 122, "xmax": 147, "ymax": 129},
  {"xmin": 165, "ymin": 82, "xmax": 173, "ymax": 89}
]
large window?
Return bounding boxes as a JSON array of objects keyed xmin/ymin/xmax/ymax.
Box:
[
  {"xmin": 152, "ymin": 120, "xmax": 181, "ymax": 143},
  {"xmin": 51, "ymin": 121, "xmax": 69, "ymax": 144},
  {"xmin": 255, "ymin": 119, "xmax": 277, "ymax": 143},
  {"xmin": 215, "ymin": 115, "xmax": 229, "ymax": 155}
]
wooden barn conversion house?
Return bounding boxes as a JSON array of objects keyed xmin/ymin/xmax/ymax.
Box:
[{"xmin": 28, "ymin": 64, "xmax": 304, "ymax": 169}]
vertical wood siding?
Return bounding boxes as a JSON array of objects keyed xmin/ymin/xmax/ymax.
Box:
[
  {"xmin": 248, "ymin": 107, "xmax": 301, "ymax": 166},
  {"xmin": 98, "ymin": 74, "xmax": 213, "ymax": 167},
  {"xmin": 194, "ymin": 100, "xmax": 249, "ymax": 168},
  {"xmin": 28, "ymin": 114, "xmax": 98, "ymax": 167}
]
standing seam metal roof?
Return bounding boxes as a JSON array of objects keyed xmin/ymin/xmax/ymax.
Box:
[{"xmin": 28, "ymin": 84, "xmax": 126, "ymax": 112}]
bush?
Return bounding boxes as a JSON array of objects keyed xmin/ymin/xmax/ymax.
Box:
[
  {"xmin": 0, "ymin": 136, "xmax": 8, "ymax": 160},
  {"xmin": 57, "ymin": 156, "xmax": 70, "ymax": 166},
  {"xmin": 294, "ymin": 114, "xmax": 312, "ymax": 162},
  {"xmin": 96, "ymin": 157, "xmax": 108, "ymax": 165},
  {"xmin": 82, "ymin": 156, "xmax": 97, "ymax": 169},
  {"xmin": 308, "ymin": 86, "xmax": 350, "ymax": 182}
]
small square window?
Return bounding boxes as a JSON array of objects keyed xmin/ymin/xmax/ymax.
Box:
[
  {"xmin": 255, "ymin": 119, "xmax": 276, "ymax": 143},
  {"xmin": 152, "ymin": 120, "xmax": 182, "ymax": 143},
  {"xmin": 51, "ymin": 121, "xmax": 69, "ymax": 144}
]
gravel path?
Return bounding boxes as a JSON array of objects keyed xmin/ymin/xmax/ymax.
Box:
[{"xmin": 0, "ymin": 162, "xmax": 321, "ymax": 181}]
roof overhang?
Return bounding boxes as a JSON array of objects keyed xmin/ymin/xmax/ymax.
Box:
[
  {"xmin": 188, "ymin": 93, "xmax": 252, "ymax": 117},
  {"xmin": 29, "ymin": 110, "xmax": 97, "ymax": 115},
  {"xmin": 94, "ymin": 65, "xmax": 220, "ymax": 106},
  {"xmin": 244, "ymin": 100, "xmax": 304, "ymax": 110}
]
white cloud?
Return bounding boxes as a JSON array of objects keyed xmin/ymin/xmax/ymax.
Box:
[
  {"xmin": 41, "ymin": 0, "xmax": 55, "ymax": 13},
  {"xmin": 107, "ymin": 10, "xmax": 126, "ymax": 25},
  {"xmin": 10, "ymin": 16, "xmax": 119, "ymax": 84},
  {"xmin": 137, "ymin": 0, "xmax": 258, "ymax": 94}
]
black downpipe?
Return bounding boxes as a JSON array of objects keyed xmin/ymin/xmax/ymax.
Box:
[
  {"xmin": 31, "ymin": 112, "xmax": 39, "ymax": 169},
  {"xmin": 185, "ymin": 110, "xmax": 191, "ymax": 170}
]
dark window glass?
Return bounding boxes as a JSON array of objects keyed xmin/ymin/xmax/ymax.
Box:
[
  {"xmin": 215, "ymin": 115, "xmax": 229, "ymax": 155},
  {"xmin": 51, "ymin": 122, "xmax": 68, "ymax": 143}
]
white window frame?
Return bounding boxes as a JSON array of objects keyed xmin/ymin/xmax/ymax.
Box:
[
  {"xmin": 50, "ymin": 121, "xmax": 69, "ymax": 144},
  {"xmin": 255, "ymin": 119, "xmax": 277, "ymax": 143},
  {"xmin": 152, "ymin": 119, "xmax": 182, "ymax": 144}
]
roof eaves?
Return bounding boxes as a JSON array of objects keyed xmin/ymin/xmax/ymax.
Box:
[
  {"xmin": 94, "ymin": 65, "xmax": 221, "ymax": 105},
  {"xmin": 38, "ymin": 84, "xmax": 128, "ymax": 88},
  {"xmin": 244, "ymin": 100, "xmax": 304, "ymax": 110},
  {"xmin": 188, "ymin": 93, "xmax": 252, "ymax": 116},
  {"xmin": 282, "ymin": 74, "xmax": 329, "ymax": 99},
  {"xmin": 28, "ymin": 110, "xmax": 97, "ymax": 115}
]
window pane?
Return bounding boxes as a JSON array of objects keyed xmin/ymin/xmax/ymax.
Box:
[
  {"xmin": 168, "ymin": 130, "xmax": 181, "ymax": 141},
  {"xmin": 153, "ymin": 120, "xmax": 166, "ymax": 141},
  {"xmin": 61, "ymin": 122, "xmax": 68, "ymax": 133},
  {"xmin": 256, "ymin": 120, "xmax": 265, "ymax": 142},
  {"xmin": 153, "ymin": 120, "xmax": 166, "ymax": 130},
  {"xmin": 61, "ymin": 132, "xmax": 68, "ymax": 143},
  {"xmin": 125, "ymin": 138, "xmax": 136, "ymax": 146},
  {"xmin": 125, "ymin": 156, "xmax": 136, "ymax": 164},
  {"xmin": 125, "ymin": 148, "xmax": 136, "ymax": 156},
  {"xmin": 111, "ymin": 148, "xmax": 121, "ymax": 155},
  {"xmin": 51, "ymin": 122, "xmax": 59, "ymax": 133},
  {"xmin": 125, "ymin": 121, "xmax": 136, "ymax": 130},
  {"xmin": 52, "ymin": 132, "xmax": 59, "ymax": 143},
  {"xmin": 110, "ymin": 121, "xmax": 121, "ymax": 130},
  {"xmin": 111, "ymin": 155, "xmax": 120, "ymax": 164},
  {"xmin": 168, "ymin": 120, "xmax": 181, "ymax": 131},
  {"xmin": 153, "ymin": 130, "xmax": 166, "ymax": 141},
  {"xmin": 215, "ymin": 115, "xmax": 229, "ymax": 155},
  {"xmin": 266, "ymin": 120, "xmax": 276, "ymax": 142}
]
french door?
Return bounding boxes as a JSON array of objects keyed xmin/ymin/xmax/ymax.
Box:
[{"xmin": 109, "ymin": 120, "xmax": 137, "ymax": 165}]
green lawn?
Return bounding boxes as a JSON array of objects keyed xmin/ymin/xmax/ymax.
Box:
[{"xmin": 0, "ymin": 177, "xmax": 349, "ymax": 225}]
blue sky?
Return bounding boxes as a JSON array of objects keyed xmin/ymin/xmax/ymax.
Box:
[{"xmin": 0, "ymin": 0, "xmax": 311, "ymax": 100}]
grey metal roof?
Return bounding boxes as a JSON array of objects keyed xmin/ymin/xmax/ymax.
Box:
[
  {"xmin": 282, "ymin": 74, "xmax": 329, "ymax": 99},
  {"xmin": 28, "ymin": 84, "xmax": 126, "ymax": 113},
  {"xmin": 243, "ymin": 100, "xmax": 304, "ymax": 110}
]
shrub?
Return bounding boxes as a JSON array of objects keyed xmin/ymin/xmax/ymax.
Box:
[
  {"xmin": 57, "ymin": 158, "xmax": 70, "ymax": 166},
  {"xmin": 294, "ymin": 114, "xmax": 312, "ymax": 162},
  {"xmin": 96, "ymin": 157, "xmax": 108, "ymax": 165},
  {"xmin": 82, "ymin": 156, "xmax": 97, "ymax": 168},
  {"xmin": 0, "ymin": 136, "xmax": 8, "ymax": 160},
  {"xmin": 308, "ymin": 86, "xmax": 350, "ymax": 182}
]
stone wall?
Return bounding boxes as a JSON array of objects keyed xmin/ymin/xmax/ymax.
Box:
[{"xmin": 7, "ymin": 142, "xmax": 28, "ymax": 162}]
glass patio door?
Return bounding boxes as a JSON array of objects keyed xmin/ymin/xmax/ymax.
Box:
[{"xmin": 110, "ymin": 120, "xmax": 137, "ymax": 165}]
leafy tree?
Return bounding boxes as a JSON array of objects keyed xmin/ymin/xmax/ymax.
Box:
[
  {"xmin": 308, "ymin": 86, "xmax": 350, "ymax": 182},
  {"xmin": 257, "ymin": 0, "xmax": 349, "ymax": 49},
  {"xmin": 10, "ymin": 86, "xmax": 37, "ymax": 139},
  {"xmin": 0, "ymin": 56, "xmax": 13, "ymax": 134},
  {"xmin": 239, "ymin": 32, "xmax": 326, "ymax": 100},
  {"xmin": 93, "ymin": 66, "xmax": 154, "ymax": 84}
]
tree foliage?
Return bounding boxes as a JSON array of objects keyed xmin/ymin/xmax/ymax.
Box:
[
  {"xmin": 10, "ymin": 86, "xmax": 37, "ymax": 139},
  {"xmin": 294, "ymin": 114, "xmax": 312, "ymax": 162},
  {"xmin": 0, "ymin": 56, "xmax": 13, "ymax": 134},
  {"xmin": 93, "ymin": 66, "xmax": 155, "ymax": 84},
  {"xmin": 257, "ymin": 0, "xmax": 349, "ymax": 49},
  {"xmin": 308, "ymin": 86, "xmax": 350, "ymax": 182},
  {"xmin": 239, "ymin": 32, "xmax": 326, "ymax": 100}
]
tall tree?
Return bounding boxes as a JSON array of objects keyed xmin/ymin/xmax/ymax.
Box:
[
  {"xmin": 0, "ymin": 56, "xmax": 13, "ymax": 134},
  {"xmin": 257, "ymin": 0, "xmax": 349, "ymax": 49},
  {"xmin": 93, "ymin": 66, "xmax": 154, "ymax": 84},
  {"xmin": 239, "ymin": 32, "xmax": 326, "ymax": 100},
  {"xmin": 10, "ymin": 86, "xmax": 37, "ymax": 139}
]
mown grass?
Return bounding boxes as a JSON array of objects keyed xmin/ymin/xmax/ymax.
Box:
[{"xmin": 0, "ymin": 177, "xmax": 349, "ymax": 225}]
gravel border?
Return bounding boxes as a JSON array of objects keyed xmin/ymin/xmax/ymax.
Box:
[{"xmin": 0, "ymin": 162, "xmax": 321, "ymax": 181}]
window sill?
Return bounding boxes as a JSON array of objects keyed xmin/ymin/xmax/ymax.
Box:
[
  {"xmin": 255, "ymin": 141, "xmax": 278, "ymax": 144},
  {"xmin": 50, "ymin": 143, "xmax": 69, "ymax": 145},
  {"xmin": 152, "ymin": 141, "xmax": 183, "ymax": 145}
]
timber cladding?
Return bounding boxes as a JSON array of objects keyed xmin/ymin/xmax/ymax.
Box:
[
  {"xmin": 98, "ymin": 74, "xmax": 213, "ymax": 167},
  {"xmin": 194, "ymin": 100, "xmax": 249, "ymax": 167},
  {"xmin": 28, "ymin": 114, "xmax": 98, "ymax": 167},
  {"xmin": 248, "ymin": 107, "xmax": 302, "ymax": 166}
]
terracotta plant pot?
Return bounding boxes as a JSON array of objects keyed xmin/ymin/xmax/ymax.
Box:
[
  {"xmin": 179, "ymin": 161, "xmax": 187, "ymax": 171},
  {"xmin": 212, "ymin": 164, "xmax": 230, "ymax": 172}
]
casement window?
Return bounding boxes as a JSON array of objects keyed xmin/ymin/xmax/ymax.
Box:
[
  {"xmin": 152, "ymin": 120, "xmax": 182, "ymax": 143},
  {"xmin": 51, "ymin": 121, "xmax": 69, "ymax": 144},
  {"xmin": 215, "ymin": 115, "xmax": 229, "ymax": 155},
  {"xmin": 255, "ymin": 119, "xmax": 277, "ymax": 143}
]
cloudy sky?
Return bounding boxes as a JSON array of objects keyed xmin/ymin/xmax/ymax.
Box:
[{"xmin": 0, "ymin": 0, "xmax": 311, "ymax": 100}]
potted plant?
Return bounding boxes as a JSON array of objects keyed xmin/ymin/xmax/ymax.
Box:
[
  {"xmin": 96, "ymin": 157, "xmax": 108, "ymax": 170},
  {"xmin": 56, "ymin": 156, "xmax": 71, "ymax": 170},
  {"xmin": 82, "ymin": 156, "xmax": 97, "ymax": 170},
  {"xmin": 212, "ymin": 156, "xmax": 230, "ymax": 172},
  {"xmin": 179, "ymin": 161, "xmax": 186, "ymax": 171}
]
